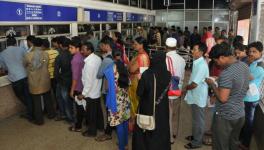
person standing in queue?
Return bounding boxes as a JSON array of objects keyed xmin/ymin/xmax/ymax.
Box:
[
  {"xmin": 184, "ymin": 43, "xmax": 209, "ymax": 149},
  {"xmin": 128, "ymin": 36, "xmax": 150, "ymax": 131},
  {"xmin": 77, "ymin": 42, "xmax": 103, "ymax": 137},
  {"xmin": 206, "ymin": 42, "xmax": 250, "ymax": 150},
  {"xmin": 54, "ymin": 37, "xmax": 74, "ymax": 123},
  {"xmin": 24, "ymin": 38, "xmax": 55, "ymax": 125},
  {"xmin": 132, "ymin": 51, "xmax": 171, "ymax": 150},
  {"xmin": 0, "ymin": 37, "xmax": 33, "ymax": 122},
  {"xmin": 68, "ymin": 37, "xmax": 85, "ymax": 131}
]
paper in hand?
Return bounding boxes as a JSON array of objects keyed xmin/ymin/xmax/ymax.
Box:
[{"xmin": 74, "ymin": 96, "xmax": 87, "ymax": 110}]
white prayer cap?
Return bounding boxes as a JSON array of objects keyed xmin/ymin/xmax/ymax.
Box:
[{"xmin": 166, "ymin": 37, "xmax": 177, "ymax": 47}]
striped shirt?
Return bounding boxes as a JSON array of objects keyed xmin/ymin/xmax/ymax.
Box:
[
  {"xmin": 46, "ymin": 49, "xmax": 59, "ymax": 79},
  {"xmin": 216, "ymin": 61, "xmax": 250, "ymax": 120}
]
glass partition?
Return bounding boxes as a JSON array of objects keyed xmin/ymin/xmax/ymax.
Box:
[
  {"xmin": 0, "ymin": 25, "xmax": 30, "ymax": 37},
  {"xmin": 199, "ymin": 10, "xmax": 213, "ymax": 21},
  {"xmin": 118, "ymin": 0, "xmax": 129, "ymax": 5},
  {"xmin": 130, "ymin": 0, "xmax": 138, "ymax": 7},
  {"xmin": 33, "ymin": 24, "xmax": 70, "ymax": 35},
  {"xmin": 185, "ymin": 10, "xmax": 198, "ymax": 21}
]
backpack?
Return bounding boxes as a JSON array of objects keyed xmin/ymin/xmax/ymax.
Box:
[{"xmin": 166, "ymin": 56, "xmax": 181, "ymax": 97}]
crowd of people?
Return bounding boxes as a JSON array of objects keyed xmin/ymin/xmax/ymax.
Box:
[
  {"xmin": 0, "ymin": 25, "xmax": 263, "ymax": 150},
  {"xmin": 147, "ymin": 26, "xmax": 236, "ymax": 50}
]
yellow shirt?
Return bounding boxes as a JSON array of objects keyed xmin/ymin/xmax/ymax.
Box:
[{"xmin": 46, "ymin": 49, "xmax": 59, "ymax": 79}]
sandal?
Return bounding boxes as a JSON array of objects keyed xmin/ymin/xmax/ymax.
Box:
[
  {"xmin": 185, "ymin": 135, "xmax": 194, "ymax": 141},
  {"xmin": 202, "ymin": 136, "xmax": 212, "ymax": 146},
  {"xmin": 68, "ymin": 126, "xmax": 82, "ymax": 132},
  {"xmin": 184, "ymin": 143, "xmax": 201, "ymax": 149},
  {"xmin": 95, "ymin": 134, "xmax": 112, "ymax": 142}
]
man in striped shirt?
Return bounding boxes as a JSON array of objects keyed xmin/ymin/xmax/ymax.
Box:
[
  {"xmin": 206, "ymin": 42, "xmax": 250, "ymax": 150},
  {"xmin": 42, "ymin": 39, "xmax": 59, "ymax": 97}
]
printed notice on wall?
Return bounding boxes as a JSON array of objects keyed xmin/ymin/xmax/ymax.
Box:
[
  {"xmin": 25, "ymin": 4, "xmax": 43, "ymax": 20},
  {"xmin": 84, "ymin": 11, "xmax": 90, "ymax": 22}
]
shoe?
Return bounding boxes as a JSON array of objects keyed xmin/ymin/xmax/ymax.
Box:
[
  {"xmin": 54, "ymin": 116, "xmax": 65, "ymax": 121},
  {"xmin": 47, "ymin": 114, "xmax": 56, "ymax": 119},
  {"xmin": 20, "ymin": 113, "xmax": 33, "ymax": 120},
  {"xmin": 32, "ymin": 121, "xmax": 44, "ymax": 126},
  {"xmin": 95, "ymin": 134, "xmax": 112, "ymax": 142},
  {"xmin": 184, "ymin": 143, "xmax": 201, "ymax": 149},
  {"xmin": 68, "ymin": 126, "xmax": 82, "ymax": 132},
  {"xmin": 82, "ymin": 131, "xmax": 96, "ymax": 137},
  {"xmin": 202, "ymin": 136, "xmax": 212, "ymax": 146}
]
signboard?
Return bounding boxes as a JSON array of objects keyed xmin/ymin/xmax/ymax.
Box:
[
  {"xmin": 84, "ymin": 9, "xmax": 123, "ymax": 22},
  {"xmin": 126, "ymin": 13, "xmax": 145, "ymax": 22},
  {"xmin": 0, "ymin": 1, "xmax": 77, "ymax": 21}
]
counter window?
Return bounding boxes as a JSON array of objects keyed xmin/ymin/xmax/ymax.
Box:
[
  {"xmin": 78, "ymin": 24, "xmax": 100, "ymax": 33},
  {"xmin": 0, "ymin": 26, "xmax": 30, "ymax": 38},
  {"xmin": 102, "ymin": 23, "xmax": 117, "ymax": 31},
  {"xmin": 33, "ymin": 25, "xmax": 70, "ymax": 35}
]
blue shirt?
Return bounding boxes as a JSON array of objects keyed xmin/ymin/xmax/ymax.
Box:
[
  {"xmin": 185, "ymin": 57, "xmax": 209, "ymax": 107},
  {"xmin": 0, "ymin": 46, "xmax": 27, "ymax": 82},
  {"xmin": 103, "ymin": 63, "xmax": 117, "ymax": 113},
  {"xmin": 244, "ymin": 59, "xmax": 264, "ymax": 102}
]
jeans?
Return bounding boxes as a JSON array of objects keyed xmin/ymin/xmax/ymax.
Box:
[
  {"xmin": 241, "ymin": 101, "xmax": 259, "ymax": 147},
  {"xmin": 11, "ymin": 78, "xmax": 33, "ymax": 120},
  {"xmin": 56, "ymin": 84, "xmax": 74, "ymax": 123},
  {"xmin": 212, "ymin": 114, "xmax": 245, "ymax": 150},
  {"xmin": 116, "ymin": 120, "xmax": 129, "ymax": 150},
  {"xmin": 191, "ymin": 104, "xmax": 205, "ymax": 147}
]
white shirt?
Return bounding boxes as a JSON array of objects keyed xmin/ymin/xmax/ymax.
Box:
[
  {"xmin": 82, "ymin": 53, "xmax": 102, "ymax": 99},
  {"xmin": 166, "ymin": 50, "xmax": 186, "ymax": 99}
]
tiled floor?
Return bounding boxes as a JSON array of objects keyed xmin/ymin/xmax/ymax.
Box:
[
  {"xmin": 0, "ymin": 70, "xmax": 258, "ymax": 150},
  {"xmin": 0, "ymin": 99, "xmax": 212, "ymax": 150}
]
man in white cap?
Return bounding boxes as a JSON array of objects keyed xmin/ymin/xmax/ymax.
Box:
[{"xmin": 165, "ymin": 37, "xmax": 186, "ymax": 144}]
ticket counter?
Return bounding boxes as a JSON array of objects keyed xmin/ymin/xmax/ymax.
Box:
[{"xmin": 0, "ymin": 75, "xmax": 23, "ymax": 120}]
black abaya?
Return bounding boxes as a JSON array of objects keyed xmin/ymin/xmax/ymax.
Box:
[{"xmin": 132, "ymin": 52, "xmax": 171, "ymax": 150}]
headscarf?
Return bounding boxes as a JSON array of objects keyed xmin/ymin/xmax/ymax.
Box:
[
  {"xmin": 148, "ymin": 51, "xmax": 171, "ymax": 92},
  {"xmin": 149, "ymin": 51, "xmax": 169, "ymax": 75}
]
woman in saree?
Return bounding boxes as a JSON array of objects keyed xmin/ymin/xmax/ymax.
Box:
[{"xmin": 128, "ymin": 36, "xmax": 150, "ymax": 127}]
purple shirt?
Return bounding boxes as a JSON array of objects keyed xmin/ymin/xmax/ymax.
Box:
[{"xmin": 71, "ymin": 52, "xmax": 84, "ymax": 92}]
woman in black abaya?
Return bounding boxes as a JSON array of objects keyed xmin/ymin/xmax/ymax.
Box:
[{"xmin": 132, "ymin": 51, "xmax": 171, "ymax": 150}]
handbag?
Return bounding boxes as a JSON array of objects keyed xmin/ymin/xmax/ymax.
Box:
[
  {"xmin": 136, "ymin": 74, "xmax": 157, "ymax": 131},
  {"xmin": 166, "ymin": 56, "xmax": 182, "ymax": 97}
]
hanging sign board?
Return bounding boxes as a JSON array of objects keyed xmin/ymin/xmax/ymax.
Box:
[
  {"xmin": 0, "ymin": 1, "xmax": 77, "ymax": 21},
  {"xmin": 84, "ymin": 9, "xmax": 123, "ymax": 22}
]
